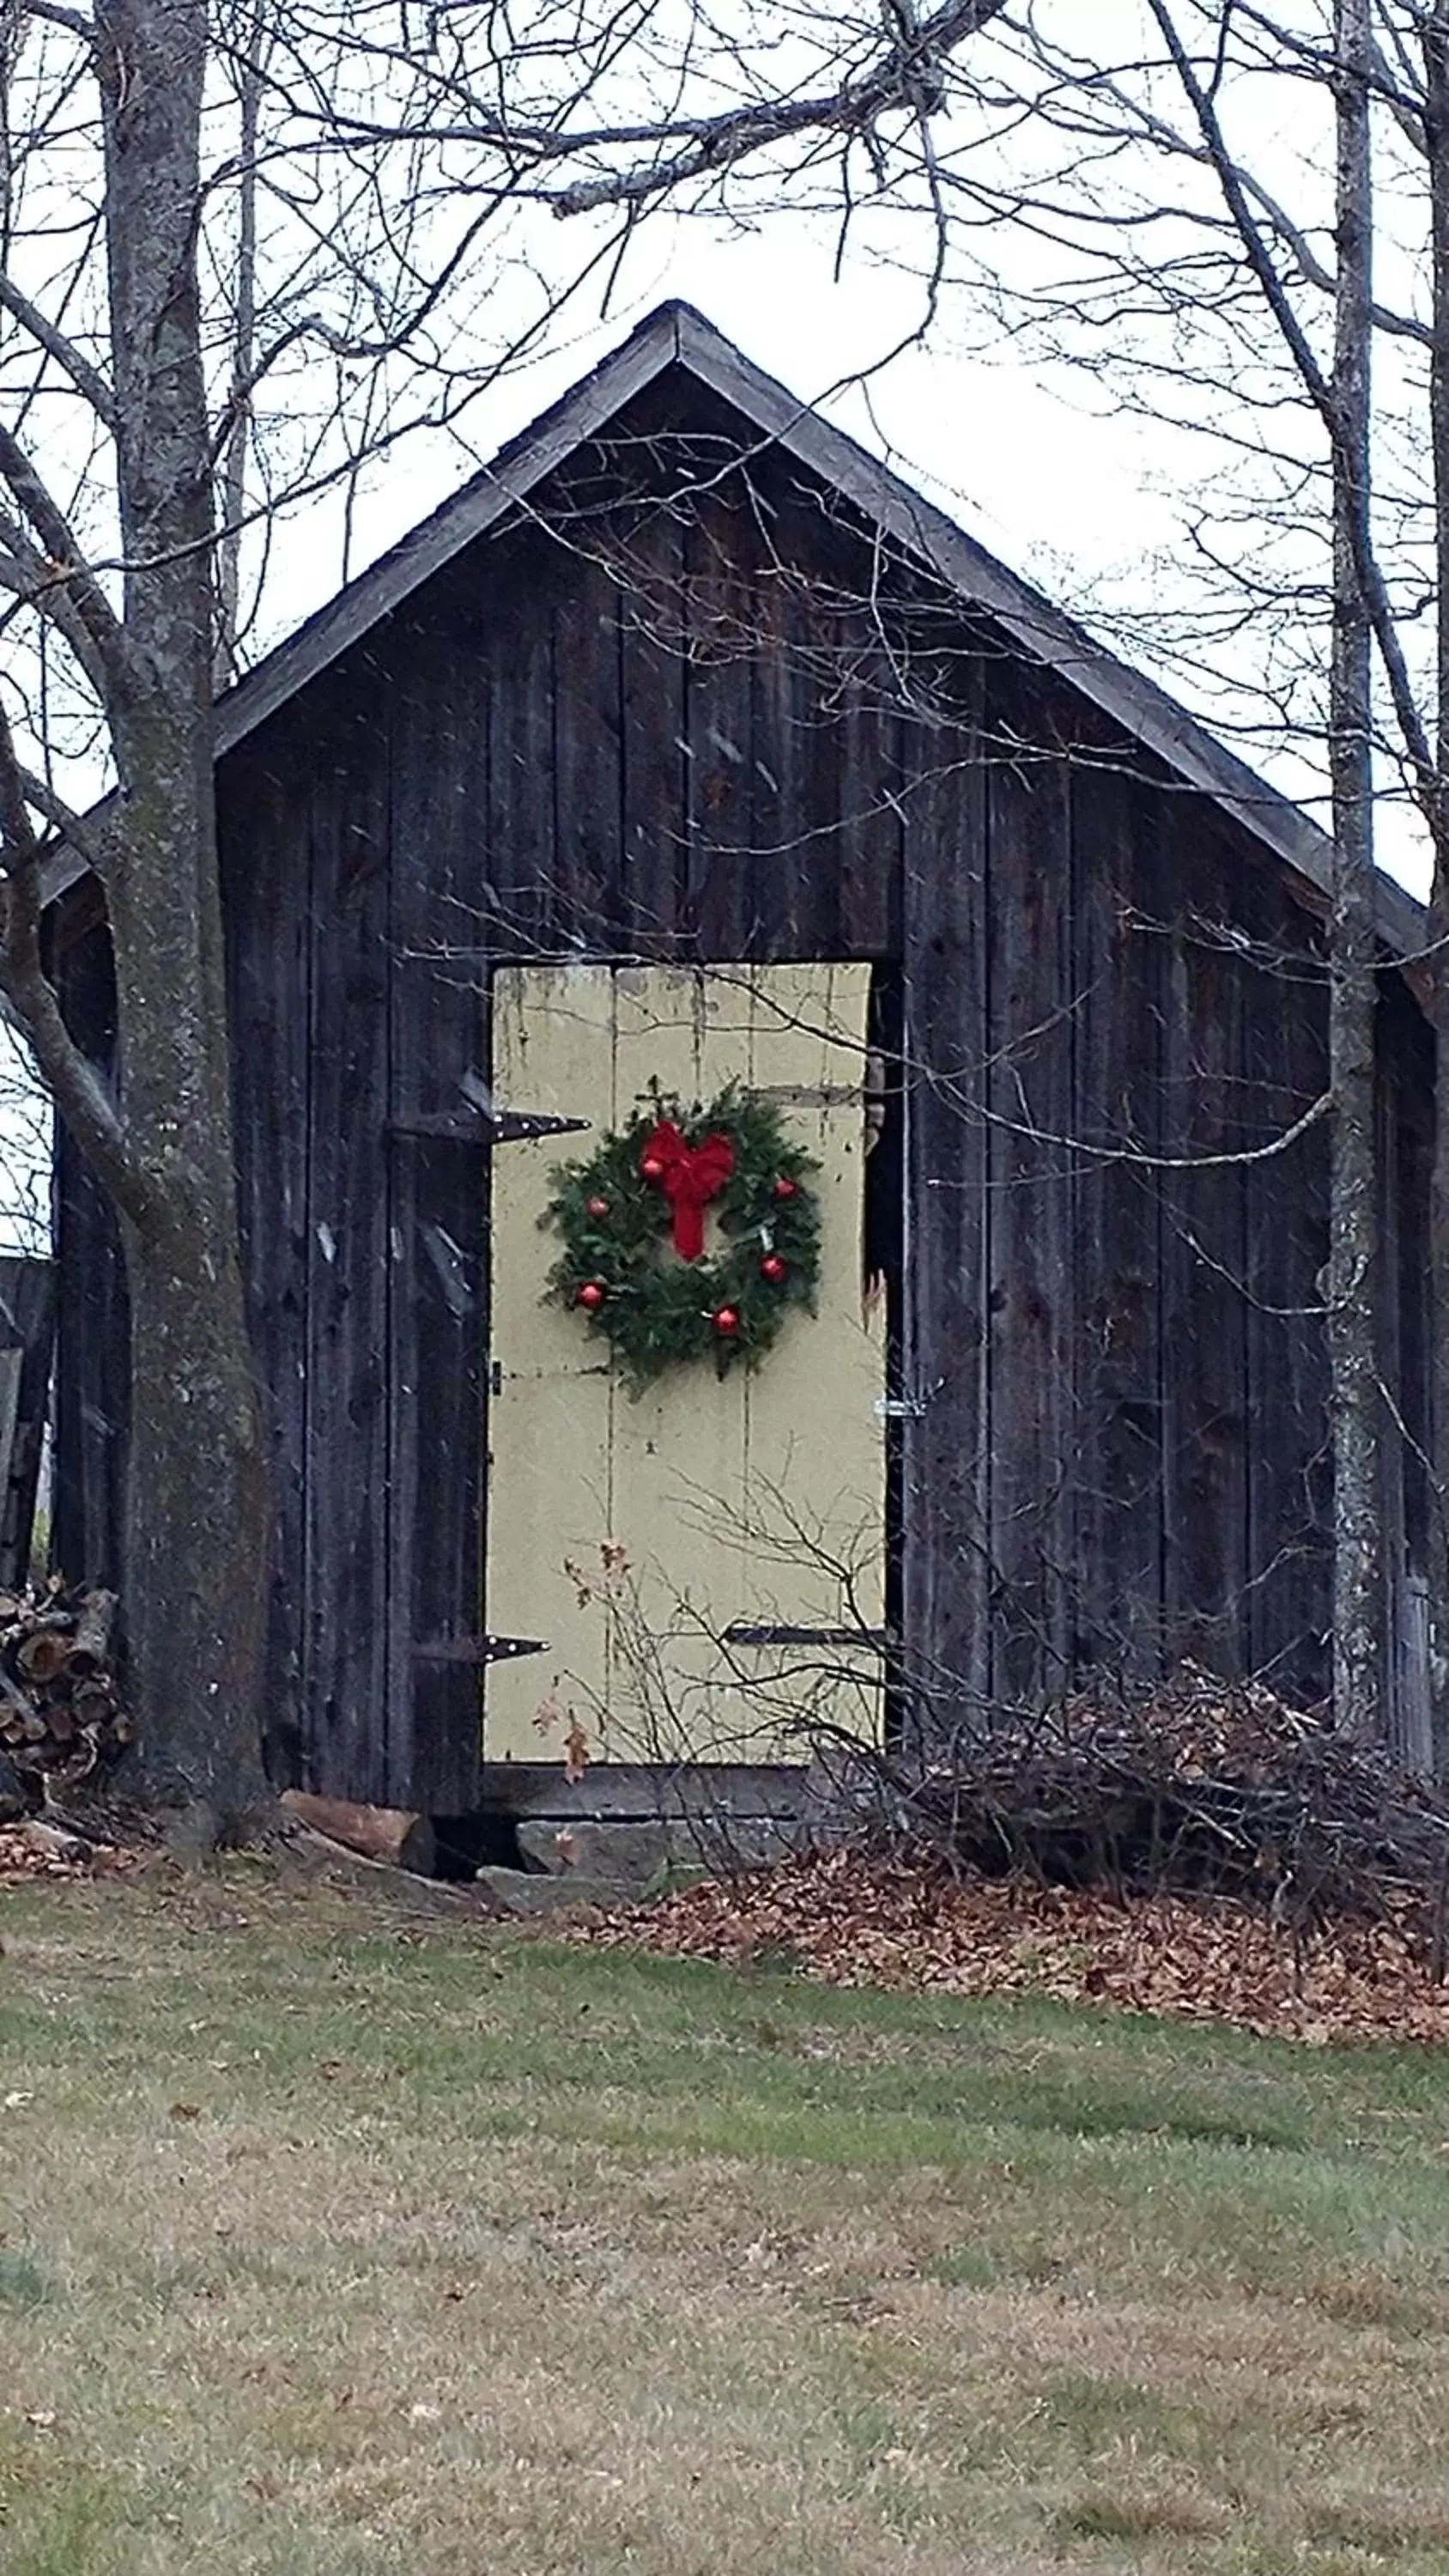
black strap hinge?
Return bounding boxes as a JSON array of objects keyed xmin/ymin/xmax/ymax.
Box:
[
  {"xmin": 387, "ymin": 1109, "xmax": 590, "ymax": 1145},
  {"xmin": 490, "ymin": 1109, "xmax": 591, "ymax": 1144},
  {"xmin": 414, "ymin": 1633, "xmax": 547, "ymax": 1666}
]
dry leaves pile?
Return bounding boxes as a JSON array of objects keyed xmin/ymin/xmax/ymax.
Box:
[
  {"xmin": 0, "ymin": 1820, "xmax": 139, "ymax": 1885},
  {"xmin": 585, "ymin": 1849, "xmax": 1449, "ymax": 2044},
  {"xmin": 575, "ymin": 1668, "xmax": 1449, "ymax": 2042}
]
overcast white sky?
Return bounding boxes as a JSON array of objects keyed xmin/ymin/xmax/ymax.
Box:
[
  {"xmin": 269, "ymin": 197, "xmax": 1431, "ymax": 896},
  {"xmin": 339, "ymin": 225, "xmax": 1183, "ymax": 683}
]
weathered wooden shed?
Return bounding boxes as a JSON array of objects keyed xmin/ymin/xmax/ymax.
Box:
[{"xmin": 48, "ymin": 301, "xmax": 1435, "ymax": 1820}]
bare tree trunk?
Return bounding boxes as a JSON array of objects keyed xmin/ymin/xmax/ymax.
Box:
[
  {"xmin": 215, "ymin": 8, "xmax": 263, "ymax": 690},
  {"xmin": 1424, "ymin": 2, "xmax": 1449, "ymax": 1776},
  {"xmin": 96, "ymin": 0, "xmax": 270, "ymax": 1830},
  {"xmin": 121, "ymin": 1214, "xmax": 270, "ymax": 1825},
  {"xmin": 1327, "ymin": 0, "xmax": 1380, "ymax": 1741}
]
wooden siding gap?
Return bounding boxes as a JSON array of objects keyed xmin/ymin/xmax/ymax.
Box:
[
  {"xmin": 985, "ymin": 688, "xmax": 1076, "ymax": 1706},
  {"xmin": 1240, "ymin": 888, "xmax": 1328, "ymax": 1698},
  {"xmin": 306, "ymin": 694, "xmax": 391, "ymax": 1799},
  {"xmin": 618, "ymin": 503, "xmax": 689, "ymax": 956},
  {"xmin": 1068, "ymin": 756, "xmax": 1167, "ymax": 1685},
  {"xmin": 52, "ymin": 922, "xmax": 129, "ymax": 1596},
  {"xmin": 1160, "ymin": 845, "xmax": 1254, "ymax": 1677},
  {"xmin": 682, "ymin": 495, "xmax": 761, "ymax": 957},
  {"xmin": 221, "ymin": 729, "xmax": 315, "ymax": 1788},
  {"xmin": 386, "ymin": 623, "xmax": 492, "ymax": 1810},
  {"xmin": 900, "ymin": 653, "xmax": 991, "ymax": 1733},
  {"xmin": 550, "ymin": 551, "xmax": 626, "ymax": 951}
]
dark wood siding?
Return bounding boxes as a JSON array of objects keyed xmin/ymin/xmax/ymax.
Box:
[
  {"xmin": 52, "ymin": 914, "xmax": 128, "ymax": 1595},
  {"xmin": 1070, "ymin": 764, "xmax": 1169, "ymax": 1683},
  {"xmin": 48, "ymin": 374, "xmax": 1434, "ymax": 1798},
  {"xmin": 890, "ymin": 660, "xmax": 1349, "ymax": 1726},
  {"xmin": 900, "ymin": 657, "xmax": 991, "ymax": 1730},
  {"xmin": 302, "ymin": 684, "xmax": 392, "ymax": 1798},
  {"xmin": 386, "ymin": 623, "xmax": 491, "ymax": 1811},
  {"xmin": 222, "ymin": 712, "xmax": 316, "ymax": 1789}
]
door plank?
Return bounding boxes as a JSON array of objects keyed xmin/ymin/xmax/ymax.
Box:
[
  {"xmin": 484, "ymin": 963, "xmax": 616, "ymax": 1760},
  {"xmin": 738, "ymin": 964, "xmax": 885, "ymax": 1745},
  {"xmin": 605, "ymin": 965, "xmax": 754, "ymax": 1760},
  {"xmin": 483, "ymin": 963, "xmax": 886, "ymax": 1765}
]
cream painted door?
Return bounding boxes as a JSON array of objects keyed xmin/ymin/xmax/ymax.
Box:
[{"xmin": 483, "ymin": 963, "xmax": 887, "ymax": 1766}]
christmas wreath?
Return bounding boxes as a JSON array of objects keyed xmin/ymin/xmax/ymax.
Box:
[{"xmin": 543, "ymin": 1086, "xmax": 822, "ymax": 1389}]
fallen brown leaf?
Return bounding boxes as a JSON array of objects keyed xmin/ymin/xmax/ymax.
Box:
[{"xmin": 571, "ymin": 1850, "xmax": 1449, "ymax": 2046}]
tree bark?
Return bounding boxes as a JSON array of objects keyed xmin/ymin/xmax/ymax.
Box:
[
  {"xmin": 121, "ymin": 1215, "xmax": 270, "ymax": 1826},
  {"xmin": 1423, "ymin": 3, "xmax": 1449, "ymax": 1777},
  {"xmin": 94, "ymin": 0, "xmax": 271, "ymax": 1830},
  {"xmin": 1327, "ymin": 0, "xmax": 1381, "ymax": 1743}
]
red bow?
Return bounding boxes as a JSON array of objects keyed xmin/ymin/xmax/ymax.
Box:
[{"xmin": 641, "ymin": 1120, "xmax": 735, "ymax": 1261}]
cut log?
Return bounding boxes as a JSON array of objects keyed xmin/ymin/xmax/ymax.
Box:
[
  {"xmin": 282, "ymin": 1826, "xmax": 500, "ymax": 1913},
  {"xmin": 18, "ymin": 1818, "xmax": 91, "ymax": 1862},
  {"xmin": 280, "ymin": 1790, "xmax": 436, "ymax": 1876},
  {"xmin": 69, "ymin": 1589, "xmax": 118, "ymax": 1676},
  {"xmin": 16, "ymin": 1630, "xmax": 70, "ymax": 1686},
  {"xmin": 0, "ymin": 1583, "xmax": 129, "ymax": 1795}
]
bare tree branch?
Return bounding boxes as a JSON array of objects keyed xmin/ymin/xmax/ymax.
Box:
[
  {"xmin": 26, "ymin": 2, "xmax": 94, "ymax": 36},
  {"xmin": 0, "ymin": 426, "xmax": 129, "ymax": 696},
  {"xmin": 0, "ymin": 515, "xmax": 113, "ymax": 696},
  {"xmin": 0, "ymin": 274, "xmax": 116, "ymax": 424},
  {"xmin": 0, "ymin": 695, "xmax": 146, "ymax": 1224},
  {"xmin": 549, "ymin": 0, "xmax": 1010, "ymax": 214}
]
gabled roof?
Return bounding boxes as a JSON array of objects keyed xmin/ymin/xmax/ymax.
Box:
[{"xmin": 46, "ymin": 300, "xmax": 1425, "ymax": 955}]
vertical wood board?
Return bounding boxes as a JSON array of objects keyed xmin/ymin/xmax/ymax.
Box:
[
  {"xmin": 387, "ymin": 628, "xmax": 492, "ymax": 1810},
  {"xmin": 985, "ymin": 714, "xmax": 1077, "ymax": 1700},
  {"xmin": 221, "ymin": 735, "xmax": 314, "ymax": 1782},
  {"xmin": 484, "ymin": 962, "xmax": 885, "ymax": 1763},
  {"xmin": 1160, "ymin": 848, "xmax": 1252, "ymax": 1673},
  {"xmin": 304, "ymin": 702, "xmax": 391, "ymax": 1798},
  {"xmin": 1068, "ymin": 768, "xmax": 1167, "ymax": 1677},
  {"xmin": 900, "ymin": 685, "xmax": 991, "ymax": 1728}
]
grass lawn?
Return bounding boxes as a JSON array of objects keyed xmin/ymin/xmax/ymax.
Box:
[{"xmin": 3, "ymin": 1870, "xmax": 1449, "ymax": 2573}]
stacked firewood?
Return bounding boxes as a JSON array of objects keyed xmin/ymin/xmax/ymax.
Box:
[
  {"xmin": 879, "ymin": 1663, "xmax": 1449, "ymax": 1952},
  {"xmin": 0, "ymin": 1586, "xmax": 128, "ymax": 1813}
]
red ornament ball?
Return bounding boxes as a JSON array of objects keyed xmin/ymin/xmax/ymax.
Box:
[
  {"xmin": 640, "ymin": 1154, "xmax": 665, "ymax": 1182},
  {"xmin": 586, "ymin": 1194, "xmax": 610, "ymax": 1218},
  {"xmin": 760, "ymin": 1254, "xmax": 788, "ymax": 1285},
  {"xmin": 577, "ymin": 1279, "xmax": 607, "ymax": 1311},
  {"xmin": 713, "ymin": 1305, "xmax": 740, "ymax": 1336},
  {"xmin": 772, "ymin": 1174, "xmax": 799, "ymax": 1200}
]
